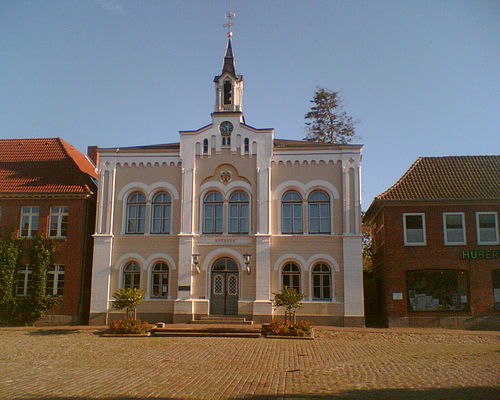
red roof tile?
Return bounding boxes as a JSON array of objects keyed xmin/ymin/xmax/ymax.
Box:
[
  {"xmin": 377, "ymin": 156, "xmax": 500, "ymax": 201},
  {"xmin": 0, "ymin": 138, "xmax": 97, "ymax": 195}
]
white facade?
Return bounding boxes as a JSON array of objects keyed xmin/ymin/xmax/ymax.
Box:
[{"xmin": 89, "ymin": 40, "xmax": 364, "ymax": 325}]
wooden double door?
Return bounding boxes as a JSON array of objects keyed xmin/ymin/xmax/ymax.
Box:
[{"xmin": 210, "ymin": 258, "xmax": 239, "ymax": 315}]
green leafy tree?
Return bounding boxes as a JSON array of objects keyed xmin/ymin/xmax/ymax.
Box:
[
  {"xmin": 362, "ymin": 212, "xmax": 373, "ymax": 272},
  {"xmin": 112, "ymin": 288, "xmax": 145, "ymax": 320},
  {"xmin": 304, "ymin": 87, "xmax": 358, "ymax": 144},
  {"xmin": 15, "ymin": 234, "xmax": 60, "ymax": 325},
  {"xmin": 272, "ymin": 288, "xmax": 305, "ymax": 324},
  {"xmin": 0, "ymin": 235, "xmax": 21, "ymax": 325}
]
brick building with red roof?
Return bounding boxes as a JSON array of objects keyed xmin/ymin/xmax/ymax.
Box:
[
  {"xmin": 364, "ymin": 156, "xmax": 500, "ymax": 329},
  {"xmin": 0, "ymin": 138, "xmax": 97, "ymax": 324}
]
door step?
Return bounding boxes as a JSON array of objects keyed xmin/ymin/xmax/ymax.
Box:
[
  {"xmin": 191, "ymin": 316, "xmax": 253, "ymax": 325},
  {"xmin": 151, "ymin": 326, "xmax": 260, "ymax": 338}
]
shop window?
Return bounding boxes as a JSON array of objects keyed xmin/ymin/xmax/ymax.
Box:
[
  {"xmin": 443, "ymin": 213, "xmax": 466, "ymax": 245},
  {"xmin": 476, "ymin": 212, "xmax": 499, "ymax": 245},
  {"xmin": 407, "ymin": 270, "xmax": 469, "ymax": 312},
  {"xmin": 492, "ymin": 270, "xmax": 500, "ymax": 311},
  {"xmin": 403, "ymin": 213, "xmax": 426, "ymax": 245}
]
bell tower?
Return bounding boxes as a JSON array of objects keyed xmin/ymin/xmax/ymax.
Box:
[{"xmin": 214, "ymin": 3, "xmax": 244, "ymax": 113}]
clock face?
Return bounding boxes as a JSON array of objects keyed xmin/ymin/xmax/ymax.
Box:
[{"xmin": 219, "ymin": 121, "xmax": 234, "ymax": 136}]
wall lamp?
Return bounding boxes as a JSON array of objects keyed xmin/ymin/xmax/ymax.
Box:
[
  {"xmin": 192, "ymin": 253, "xmax": 200, "ymax": 274},
  {"xmin": 243, "ymin": 253, "xmax": 252, "ymax": 275}
]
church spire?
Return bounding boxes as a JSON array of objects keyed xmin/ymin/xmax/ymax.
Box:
[{"xmin": 221, "ymin": 38, "xmax": 236, "ymax": 77}]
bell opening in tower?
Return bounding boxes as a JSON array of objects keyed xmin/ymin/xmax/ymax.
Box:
[{"xmin": 223, "ymin": 80, "xmax": 232, "ymax": 105}]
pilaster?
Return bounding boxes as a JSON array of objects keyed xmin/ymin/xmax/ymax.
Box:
[{"xmin": 342, "ymin": 236, "xmax": 364, "ymax": 326}]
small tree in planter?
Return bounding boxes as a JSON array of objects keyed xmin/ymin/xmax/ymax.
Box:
[
  {"xmin": 112, "ymin": 288, "xmax": 144, "ymax": 320},
  {"xmin": 272, "ymin": 288, "xmax": 304, "ymax": 324}
]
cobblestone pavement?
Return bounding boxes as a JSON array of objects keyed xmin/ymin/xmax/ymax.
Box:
[{"xmin": 0, "ymin": 327, "xmax": 498, "ymax": 400}]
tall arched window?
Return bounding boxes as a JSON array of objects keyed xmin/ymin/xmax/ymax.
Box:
[
  {"xmin": 151, "ymin": 192, "xmax": 171, "ymax": 234},
  {"xmin": 123, "ymin": 261, "xmax": 140, "ymax": 289},
  {"xmin": 244, "ymin": 138, "xmax": 249, "ymax": 154},
  {"xmin": 308, "ymin": 190, "xmax": 330, "ymax": 234},
  {"xmin": 151, "ymin": 262, "xmax": 169, "ymax": 298},
  {"xmin": 312, "ymin": 263, "xmax": 331, "ymax": 300},
  {"xmin": 203, "ymin": 139, "xmax": 209, "ymax": 154},
  {"xmin": 229, "ymin": 191, "xmax": 249, "ymax": 234},
  {"xmin": 282, "ymin": 191, "xmax": 303, "ymax": 234},
  {"xmin": 282, "ymin": 262, "xmax": 301, "ymax": 293},
  {"xmin": 203, "ymin": 191, "xmax": 223, "ymax": 234},
  {"xmin": 126, "ymin": 192, "xmax": 146, "ymax": 234}
]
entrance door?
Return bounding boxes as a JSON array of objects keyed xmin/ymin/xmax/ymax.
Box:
[{"xmin": 210, "ymin": 258, "xmax": 239, "ymax": 315}]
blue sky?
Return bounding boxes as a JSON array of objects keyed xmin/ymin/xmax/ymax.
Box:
[{"xmin": 1, "ymin": 0, "xmax": 499, "ymax": 208}]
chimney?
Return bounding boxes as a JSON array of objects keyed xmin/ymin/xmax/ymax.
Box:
[{"xmin": 87, "ymin": 146, "xmax": 99, "ymax": 166}]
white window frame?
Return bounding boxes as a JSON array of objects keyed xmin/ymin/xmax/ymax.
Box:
[
  {"xmin": 49, "ymin": 206, "xmax": 69, "ymax": 238},
  {"xmin": 443, "ymin": 212, "xmax": 466, "ymax": 245},
  {"xmin": 46, "ymin": 264, "xmax": 64, "ymax": 296},
  {"xmin": 19, "ymin": 206, "xmax": 39, "ymax": 237},
  {"xmin": 403, "ymin": 213, "xmax": 426, "ymax": 246},
  {"xmin": 16, "ymin": 265, "xmax": 32, "ymax": 296},
  {"xmin": 476, "ymin": 212, "xmax": 499, "ymax": 245}
]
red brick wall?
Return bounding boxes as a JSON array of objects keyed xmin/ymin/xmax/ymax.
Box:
[
  {"xmin": 372, "ymin": 203, "xmax": 500, "ymax": 320},
  {"xmin": 0, "ymin": 197, "xmax": 95, "ymax": 321}
]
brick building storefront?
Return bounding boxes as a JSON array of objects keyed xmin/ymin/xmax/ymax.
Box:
[
  {"xmin": 0, "ymin": 138, "xmax": 97, "ymax": 324},
  {"xmin": 365, "ymin": 156, "xmax": 500, "ymax": 329}
]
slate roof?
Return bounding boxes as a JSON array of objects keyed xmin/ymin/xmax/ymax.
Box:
[
  {"xmin": 0, "ymin": 138, "xmax": 97, "ymax": 195},
  {"xmin": 376, "ymin": 156, "xmax": 500, "ymax": 201}
]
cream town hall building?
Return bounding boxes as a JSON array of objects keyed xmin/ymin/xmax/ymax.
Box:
[{"xmin": 89, "ymin": 39, "xmax": 364, "ymax": 326}]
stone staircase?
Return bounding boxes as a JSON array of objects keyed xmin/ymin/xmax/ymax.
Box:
[
  {"xmin": 191, "ymin": 316, "xmax": 254, "ymax": 325},
  {"xmin": 150, "ymin": 316, "xmax": 260, "ymax": 338}
]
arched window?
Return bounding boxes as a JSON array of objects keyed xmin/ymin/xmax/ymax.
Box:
[
  {"xmin": 229, "ymin": 191, "xmax": 249, "ymax": 234},
  {"xmin": 151, "ymin": 262, "xmax": 169, "ymax": 298},
  {"xmin": 282, "ymin": 262, "xmax": 301, "ymax": 293},
  {"xmin": 312, "ymin": 263, "xmax": 331, "ymax": 300},
  {"xmin": 308, "ymin": 190, "xmax": 330, "ymax": 234},
  {"xmin": 126, "ymin": 192, "xmax": 146, "ymax": 234},
  {"xmin": 282, "ymin": 191, "xmax": 303, "ymax": 234},
  {"xmin": 203, "ymin": 139, "xmax": 209, "ymax": 154},
  {"xmin": 244, "ymin": 138, "xmax": 249, "ymax": 154},
  {"xmin": 151, "ymin": 192, "xmax": 171, "ymax": 234},
  {"xmin": 123, "ymin": 261, "xmax": 140, "ymax": 289},
  {"xmin": 203, "ymin": 191, "xmax": 223, "ymax": 234}
]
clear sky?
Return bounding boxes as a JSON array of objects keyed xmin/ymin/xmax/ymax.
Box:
[{"xmin": 2, "ymin": 0, "xmax": 499, "ymax": 209}]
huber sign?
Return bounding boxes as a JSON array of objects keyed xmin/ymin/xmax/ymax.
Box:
[{"xmin": 462, "ymin": 250, "xmax": 500, "ymax": 260}]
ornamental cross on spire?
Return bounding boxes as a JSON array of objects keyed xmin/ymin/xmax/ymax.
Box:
[{"xmin": 223, "ymin": 0, "xmax": 235, "ymax": 38}]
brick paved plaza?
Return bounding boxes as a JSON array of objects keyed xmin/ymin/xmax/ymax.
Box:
[{"xmin": 0, "ymin": 327, "xmax": 498, "ymax": 399}]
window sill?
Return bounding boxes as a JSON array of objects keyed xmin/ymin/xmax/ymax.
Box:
[
  {"xmin": 444, "ymin": 242, "xmax": 467, "ymax": 246},
  {"xmin": 477, "ymin": 242, "xmax": 500, "ymax": 246},
  {"xmin": 404, "ymin": 243, "xmax": 427, "ymax": 246}
]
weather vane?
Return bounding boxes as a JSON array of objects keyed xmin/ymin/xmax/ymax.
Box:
[{"xmin": 223, "ymin": 0, "xmax": 235, "ymax": 38}]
